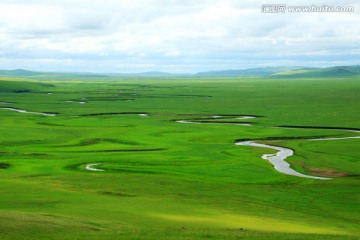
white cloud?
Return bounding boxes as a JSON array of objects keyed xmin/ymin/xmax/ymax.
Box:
[
  {"xmin": 0, "ymin": 0, "xmax": 359, "ymax": 72},
  {"xmin": 164, "ymin": 50, "xmax": 181, "ymax": 57}
]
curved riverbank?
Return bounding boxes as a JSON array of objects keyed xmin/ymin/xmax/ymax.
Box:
[
  {"xmin": 279, "ymin": 125, "xmax": 360, "ymax": 141},
  {"xmin": 176, "ymin": 115, "xmax": 257, "ymax": 126},
  {"xmin": 235, "ymin": 141, "xmax": 331, "ymax": 180},
  {"xmin": 79, "ymin": 112, "xmax": 149, "ymax": 117},
  {"xmin": 235, "ymin": 129, "xmax": 360, "ymax": 179},
  {"xmin": 235, "ymin": 126, "xmax": 360, "ymax": 180},
  {"xmin": 174, "ymin": 116, "xmax": 360, "ymax": 179}
]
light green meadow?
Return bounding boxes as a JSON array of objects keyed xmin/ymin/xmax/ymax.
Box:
[{"xmin": 0, "ymin": 76, "xmax": 359, "ymax": 239}]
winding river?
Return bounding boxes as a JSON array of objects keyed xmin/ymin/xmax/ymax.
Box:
[
  {"xmin": 85, "ymin": 163, "xmax": 104, "ymax": 171},
  {"xmin": 4, "ymin": 107, "xmax": 353, "ymax": 179},
  {"xmin": 310, "ymin": 129, "xmax": 360, "ymax": 141},
  {"xmin": 0, "ymin": 107, "xmax": 57, "ymax": 116},
  {"xmin": 176, "ymin": 115, "xmax": 255, "ymax": 126},
  {"xmin": 235, "ymin": 141, "xmax": 330, "ymax": 180},
  {"xmin": 83, "ymin": 115, "xmax": 360, "ymax": 179},
  {"xmin": 65, "ymin": 100, "xmax": 87, "ymax": 104},
  {"xmin": 176, "ymin": 115, "xmax": 359, "ymax": 180}
]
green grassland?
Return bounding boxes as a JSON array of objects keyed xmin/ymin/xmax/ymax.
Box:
[{"xmin": 0, "ymin": 76, "xmax": 359, "ymax": 239}]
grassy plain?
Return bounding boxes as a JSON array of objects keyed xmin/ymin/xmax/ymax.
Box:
[{"xmin": 0, "ymin": 76, "xmax": 359, "ymax": 239}]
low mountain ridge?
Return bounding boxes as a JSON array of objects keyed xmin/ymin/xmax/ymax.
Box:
[
  {"xmin": 0, "ymin": 66, "xmax": 359, "ymax": 78},
  {"xmin": 272, "ymin": 66, "xmax": 360, "ymax": 78},
  {"xmin": 196, "ymin": 67, "xmax": 300, "ymax": 77}
]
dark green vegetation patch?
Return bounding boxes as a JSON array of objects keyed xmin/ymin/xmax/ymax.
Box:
[{"xmin": 0, "ymin": 162, "xmax": 11, "ymax": 169}]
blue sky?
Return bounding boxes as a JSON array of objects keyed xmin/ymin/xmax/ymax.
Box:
[{"xmin": 0, "ymin": 0, "xmax": 359, "ymax": 73}]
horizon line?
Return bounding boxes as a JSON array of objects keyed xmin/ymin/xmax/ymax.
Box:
[{"xmin": 1, "ymin": 64, "xmax": 359, "ymax": 75}]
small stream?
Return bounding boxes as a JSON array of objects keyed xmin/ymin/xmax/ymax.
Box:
[
  {"xmin": 85, "ymin": 163, "xmax": 104, "ymax": 171},
  {"xmin": 176, "ymin": 115, "xmax": 255, "ymax": 126},
  {"xmin": 0, "ymin": 107, "xmax": 57, "ymax": 116}
]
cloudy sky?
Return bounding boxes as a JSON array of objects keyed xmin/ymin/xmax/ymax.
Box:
[{"xmin": 0, "ymin": 0, "xmax": 359, "ymax": 73}]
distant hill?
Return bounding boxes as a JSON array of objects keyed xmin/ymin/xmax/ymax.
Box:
[
  {"xmin": 272, "ymin": 66, "xmax": 360, "ymax": 78},
  {"xmin": 0, "ymin": 80, "xmax": 55, "ymax": 93},
  {"xmin": 0, "ymin": 69, "xmax": 43, "ymax": 76},
  {"xmin": 0, "ymin": 69, "xmax": 179, "ymax": 79},
  {"xmin": 0, "ymin": 69, "xmax": 108, "ymax": 79},
  {"xmin": 0, "ymin": 66, "xmax": 359, "ymax": 79},
  {"xmin": 136, "ymin": 71, "xmax": 174, "ymax": 76},
  {"xmin": 0, "ymin": 69, "xmax": 172, "ymax": 78},
  {"xmin": 196, "ymin": 67, "xmax": 300, "ymax": 77}
]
